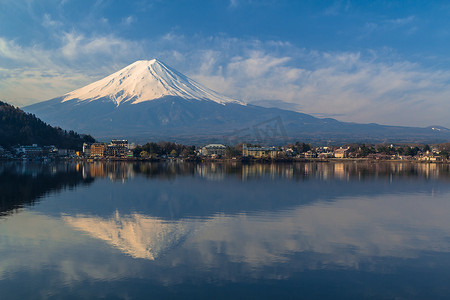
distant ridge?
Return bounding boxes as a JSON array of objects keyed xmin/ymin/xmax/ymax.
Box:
[{"xmin": 24, "ymin": 59, "xmax": 450, "ymax": 144}]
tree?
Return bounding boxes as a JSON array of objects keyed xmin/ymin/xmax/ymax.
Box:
[
  {"xmin": 180, "ymin": 147, "xmax": 195, "ymax": 157},
  {"xmin": 225, "ymin": 146, "xmax": 241, "ymax": 158},
  {"xmin": 294, "ymin": 142, "xmax": 311, "ymax": 153},
  {"xmin": 140, "ymin": 151, "xmax": 149, "ymax": 158},
  {"xmin": 0, "ymin": 100, "xmax": 95, "ymax": 149},
  {"xmin": 404, "ymin": 147, "xmax": 419, "ymax": 156}
]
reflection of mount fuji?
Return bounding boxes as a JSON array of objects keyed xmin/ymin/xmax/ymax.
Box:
[
  {"xmin": 64, "ymin": 211, "xmax": 192, "ymax": 260},
  {"xmin": 63, "ymin": 192, "xmax": 450, "ymax": 270}
]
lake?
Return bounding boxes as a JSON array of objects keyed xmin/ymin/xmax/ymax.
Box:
[{"xmin": 1, "ymin": 161, "xmax": 450, "ymax": 299}]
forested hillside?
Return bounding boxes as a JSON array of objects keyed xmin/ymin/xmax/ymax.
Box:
[{"xmin": 0, "ymin": 101, "xmax": 95, "ymax": 149}]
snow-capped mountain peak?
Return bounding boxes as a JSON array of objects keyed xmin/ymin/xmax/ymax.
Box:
[{"xmin": 63, "ymin": 59, "xmax": 244, "ymax": 106}]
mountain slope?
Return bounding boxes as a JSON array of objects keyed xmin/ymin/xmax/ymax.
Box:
[
  {"xmin": 24, "ymin": 60, "xmax": 450, "ymax": 144},
  {"xmin": 0, "ymin": 101, "xmax": 95, "ymax": 148}
]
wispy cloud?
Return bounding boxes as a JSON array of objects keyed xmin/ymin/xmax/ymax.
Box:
[
  {"xmin": 61, "ymin": 32, "xmax": 140, "ymax": 60},
  {"xmin": 181, "ymin": 38, "xmax": 450, "ymax": 127},
  {"xmin": 0, "ymin": 33, "xmax": 144, "ymax": 105},
  {"xmin": 229, "ymin": 0, "xmax": 239, "ymax": 8},
  {"xmin": 363, "ymin": 15, "xmax": 417, "ymax": 38},
  {"xmin": 323, "ymin": 0, "xmax": 351, "ymax": 16},
  {"xmin": 121, "ymin": 15, "xmax": 135, "ymax": 26},
  {"xmin": 42, "ymin": 13, "xmax": 63, "ymax": 28}
]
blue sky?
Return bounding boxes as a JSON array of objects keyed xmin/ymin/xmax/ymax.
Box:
[{"xmin": 1, "ymin": 0, "xmax": 450, "ymax": 127}]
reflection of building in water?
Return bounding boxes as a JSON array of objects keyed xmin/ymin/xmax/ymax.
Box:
[
  {"xmin": 64, "ymin": 211, "xmax": 191, "ymax": 260},
  {"xmin": 333, "ymin": 163, "xmax": 346, "ymax": 179},
  {"xmin": 241, "ymin": 163, "xmax": 294, "ymax": 181},
  {"xmin": 88, "ymin": 163, "xmax": 106, "ymax": 178},
  {"xmin": 81, "ymin": 162, "xmax": 134, "ymax": 182},
  {"xmin": 303, "ymin": 163, "xmax": 314, "ymax": 175},
  {"xmin": 196, "ymin": 163, "xmax": 226, "ymax": 181},
  {"xmin": 417, "ymin": 163, "xmax": 438, "ymax": 179}
]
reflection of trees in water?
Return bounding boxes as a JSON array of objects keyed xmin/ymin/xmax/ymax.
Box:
[
  {"xmin": 321, "ymin": 162, "xmax": 450, "ymax": 182},
  {"xmin": 239, "ymin": 162, "xmax": 450, "ymax": 182},
  {"xmin": 134, "ymin": 162, "xmax": 245, "ymax": 181},
  {"xmin": 1, "ymin": 161, "xmax": 448, "ymax": 217},
  {"xmin": 133, "ymin": 162, "xmax": 197, "ymax": 180},
  {"xmin": 0, "ymin": 162, "xmax": 94, "ymax": 217},
  {"xmin": 91, "ymin": 161, "xmax": 450, "ymax": 182}
]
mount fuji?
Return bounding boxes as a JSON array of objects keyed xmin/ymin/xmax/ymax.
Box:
[
  {"xmin": 60, "ymin": 59, "xmax": 244, "ymax": 106},
  {"xmin": 24, "ymin": 59, "xmax": 450, "ymax": 144}
]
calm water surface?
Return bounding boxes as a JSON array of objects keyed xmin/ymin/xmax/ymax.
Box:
[{"xmin": 1, "ymin": 161, "xmax": 450, "ymax": 299}]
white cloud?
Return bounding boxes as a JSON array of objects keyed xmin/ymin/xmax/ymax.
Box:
[
  {"xmin": 1, "ymin": 32, "xmax": 449, "ymax": 127},
  {"xmin": 0, "ymin": 33, "xmax": 144, "ymax": 105},
  {"xmin": 61, "ymin": 32, "xmax": 141, "ymax": 60},
  {"xmin": 183, "ymin": 43, "xmax": 450, "ymax": 127},
  {"xmin": 61, "ymin": 32, "xmax": 85, "ymax": 59}
]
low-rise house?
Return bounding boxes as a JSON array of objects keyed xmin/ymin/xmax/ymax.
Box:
[
  {"xmin": 201, "ymin": 144, "xmax": 226, "ymax": 157},
  {"xmin": 398, "ymin": 155, "xmax": 414, "ymax": 160},
  {"xmin": 334, "ymin": 147, "xmax": 350, "ymax": 158},
  {"xmin": 284, "ymin": 148, "xmax": 295, "ymax": 156},
  {"xmin": 15, "ymin": 144, "xmax": 43, "ymax": 157},
  {"xmin": 419, "ymin": 154, "xmax": 441, "ymax": 162},
  {"xmin": 318, "ymin": 152, "xmax": 334, "ymax": 159},
  {"xmin": 242, "ymin": 144, "xmax": 277, "ymax": 158},
  {"xmin": 304, "ymin": 150, "xmax": 317, "ymax": 158}
]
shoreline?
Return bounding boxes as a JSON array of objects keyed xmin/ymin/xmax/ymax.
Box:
[{"xmin": 2, "ymin": 157, "xmax": 448, "ymax": 164}]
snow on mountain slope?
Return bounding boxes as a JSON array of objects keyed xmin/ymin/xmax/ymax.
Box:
[{"xmin": 63, "ymin": 59, "xmax": 244, "ymax": 106}]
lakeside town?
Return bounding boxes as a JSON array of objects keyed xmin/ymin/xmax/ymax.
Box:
[{"xmin": 2, "ymin": 139, "xmax": 449, "ymax": 163}]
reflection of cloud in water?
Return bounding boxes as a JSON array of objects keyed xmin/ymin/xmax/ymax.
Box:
[
  {"xmin": 64, "ymin": 211, "xmax": 192, "ymax": 260},
  {"xmin": 197, "ymin": 193, "xmax": 450, "ymax": 270},
  {"xmin": 2, "ymin": 191, "xmax": 450, "ymax": 290},
  {"xmin": 63, "ymin": 191, "xmax": 450, "ymax": 270},
  {"xmin": 0, "ymin": 212, "xmax": 133, "ymax": 284}
]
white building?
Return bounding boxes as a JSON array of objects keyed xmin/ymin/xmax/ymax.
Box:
[{"xmin": 201, "ymin": 144, "xmax": 226, "ymax": 157}]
